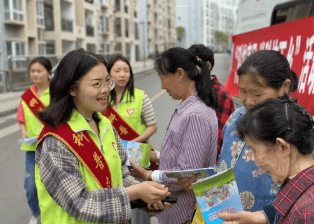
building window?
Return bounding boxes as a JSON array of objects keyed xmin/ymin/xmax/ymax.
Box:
[
  {"xmin": 6, "ymin": 41, "xmax": 26, "ymax": 69},
  {"xmin": 85, "ymin": 0, "xmax": 93, "ymax": 3},
  {"xmin": 86, "ymin": 10, "xmax": 94, "ymax": 36},
  {"xmin": 115, "ymin": 42, "xmax": 122, "ymax": 52},
  {"xmin": 125, "ymin": 18, "xmax": 129, "ymax": 37},
  {"xmin": 114, "ymin": 17, "xmax": 121, "ymax": 37},
  {"xmin": 37, "ymin": 28, "xmax": 44, "ymax": 41},
  {"xmin": 62, "ymin": 16, "xmax": 73, "ymax": 32},
  {"xmin": 38, "ymin": 44, "xmax": 46, "ymax": 55},
  {"xmin": 36, "ymin": 1, "xmax": 45, "ymax": 26},
  {"xmin": 124, "ymin": 0, "xmax": 128, "ymax": 13},
  {"xmin": 44, "ymin": 4, "xmax": 54, "ymax": 31},
  {"xmin": 154, "ymin": 13, "xmax": 157, "ymax": 24},
  {"xmin": 46, "ymin": 42, "xmax": 55, "ymax": 55},
  {"xmin": 134, "ymin": 22, "xmax": 139, "ymax": 40},
  {"xmin": 126, "ymin": 43, "xmax": 130, "ymax": 59},
  {"xmin": 115, "ymin": 0, "xmax": 120, "ymax": 11},
  {"xmin": 4, "ymin": 0, "xmax": 23, "ymax": 22},
  {"xmin": 105, "ymin": 17, "xmax": 109, "ymax": 32},
  {"xmin": 86, "ymin": 44, "xmax": 96, "ymax": 52},
  {"xmin": 6, "ymin": 41, "xmax": 25, "ymax": 56},
  {"xmin": 98, "ymin": 16, "xmax": 104, "ymax": 33}
]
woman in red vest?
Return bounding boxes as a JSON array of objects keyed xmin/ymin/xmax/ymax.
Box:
[
  {"xmin": 35, "ymin": 49, "xmax": 171, "ymax": 224},
  {"xmin": 17, "ymin": 57, "xmax": 52, "ymax": 224}
]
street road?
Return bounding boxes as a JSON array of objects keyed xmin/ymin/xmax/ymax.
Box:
[{"xmin": 0, "ymin": 62, "xmax": 230, "ymax": 224}]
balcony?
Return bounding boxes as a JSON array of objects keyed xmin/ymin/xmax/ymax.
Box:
[
  {"xmin": 86, "ymin": 25, "xmax": 94, "ymax": 36},
  {"xmin": 61, "ymin": 18, "xmax": 73, "ymax": 32},
  {"xmin": 4, "ymin": 10, "xmax": 24, "ymax": 26},
  {"xmin": 101, "ymin": 3, "xmax": 109, "ymax": 10}
]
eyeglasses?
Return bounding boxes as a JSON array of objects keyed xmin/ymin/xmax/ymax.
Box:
[
  {"xmin": 76, "ymin": 78, "xmax": 116, "ymax": 93},
  {"xmin": 95, "ymin": 78, "xmax": 116, "ymax": 92}
]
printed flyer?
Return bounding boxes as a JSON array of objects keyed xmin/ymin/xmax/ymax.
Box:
[
  {"xmin": 163, "ymin": 167, "xmax": 215, "ymax": 180},
  {"xmin": 18, "ymin": 137, "xmax": 38, "ymax": 145},
  {"xmin": 192, "ymin": 169, "xmax": 243, "ymax": 223},
  {"xmin": 121, "ymin": 140, "xmax": 152, "ymax": 168}
]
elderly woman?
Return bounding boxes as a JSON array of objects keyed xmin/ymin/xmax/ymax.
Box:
[
  {"xmin": 221, "ymin": 98, "xmax": 314, "ymax": 224},
  {"xmin": 177, "ymin": 50, "xmax": 300, "ymax": 223},
  {"xmin": 130, "ymin": 47, "xmax": 218, "ymax": 224}
]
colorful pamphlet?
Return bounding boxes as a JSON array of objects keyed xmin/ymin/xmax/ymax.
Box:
[
  {"xmin": 121, "ymin": 140, "xmax": 152, "ymax": 168},
  {"xmin": 192, "ymin": 169, "xmax": 243, "ymax": 223},
  {"xmin": 18, "ymin": 137, "xmax": 38, "ymax": 145},
  {"xmin": 163, "ymin": 167, "xmax": 215, "ymax": 179}
]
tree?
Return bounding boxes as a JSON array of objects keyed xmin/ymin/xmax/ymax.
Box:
[
  {"xmin": 215, "ymin": 31, "xmax": 228, "ymax": 42},
  {"xmin": 176, "ymin": 26, "xmax": 185, "ymax": 41}
]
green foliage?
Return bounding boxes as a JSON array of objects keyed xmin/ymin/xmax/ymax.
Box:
[
  {"xmin": 193, "ymin": 169, "xmax": 235, "ymax": 197},
  {"xmin": 216, "ymin": 31, "xmax": 228, "ymax": 42},
  {"xmin": 177, "ymin": 26, "xmax": 185, "ymax": 35}
]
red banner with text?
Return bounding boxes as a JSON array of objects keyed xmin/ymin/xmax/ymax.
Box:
[{"xmin": 224, "ymin": 16, "xmax": 314, "ymax": 115}]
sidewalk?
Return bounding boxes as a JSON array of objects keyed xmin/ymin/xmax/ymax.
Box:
[{"xmin": 0, "ymin": 59, "xmax": 155, "ymax": 118}]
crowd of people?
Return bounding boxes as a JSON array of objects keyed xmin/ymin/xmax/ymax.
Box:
[{"xmin": 17, "ymin": 44, "xmax": 314, "ymax": 224}]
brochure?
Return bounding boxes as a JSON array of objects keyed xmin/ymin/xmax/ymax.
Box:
[
  {"xmin": 163, "ymin": 167, "xmax": 215, "ymax": 179},
  {"xmin": 121, "ymin": 140, "xmax": 152, "ymax": 168},
  {"xmin": 192, "ymin": 169, "xmax": 243, "ymax": 223},
  {"xmin": 18, "ymin": 137, "xmax": 38, "ymax": 145}
]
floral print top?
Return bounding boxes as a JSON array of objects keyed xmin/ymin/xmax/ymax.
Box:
[{"xmin": 216, "ymin": 107, "xmax": 280, "ymax": 211}]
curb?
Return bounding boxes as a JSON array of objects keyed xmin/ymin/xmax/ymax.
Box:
[
  {"xmin": 0, "ymin": 67, "xmax": 155, "ymax": 118},
  {"xmin": 0, "ymin": 108, "xmax": 17, "ymax": 118},
  {"xmin": 133, "ymin": 67, "xmax": 155, "ymax": 76}
]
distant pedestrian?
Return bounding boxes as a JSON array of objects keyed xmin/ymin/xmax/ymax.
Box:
[
  {"xmin": 188, "ymin": 44, "xmax": 235, "ymax": 161},
  {"xmin": 16, "ymin": 57, "xmax": 52, "ymax": 224}
]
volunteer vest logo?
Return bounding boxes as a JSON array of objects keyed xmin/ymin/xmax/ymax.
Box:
[
  {"xmin": 73, "ymin": 132, "xmax": 90, "ymax": 146},
  {"xmin": 127, "ymin": 108, "xmax": 135, "ymax": 115},
  {"xmin": 112, "ymin": 142, "xmax": 119, "ymax": 159}
]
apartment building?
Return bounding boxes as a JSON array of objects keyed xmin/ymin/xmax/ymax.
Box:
[
  {"xmin": 113, "ymin": 0, "xmax": 140, "ymax": 62},
  {"xmin": 138, "ymin": 0, "xmax": 176, "ymax": 59},
  {"xmin": 2, "ymin": 0, "xmax": 144, "ymax": 91},
  {"xmin": 201, "ymin": 0, "xmax": 237, "ymax": 52},
  {"xmin": 0, "ymin": 0, "xmax": 5, "ymax": 71},
  {"xmin": 0, "ymin": 0, "xmax": 6, "ymax": 93},
  {"xmin": 175, "ymin": 0, "xmax": 202, "ymax": 49}
]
